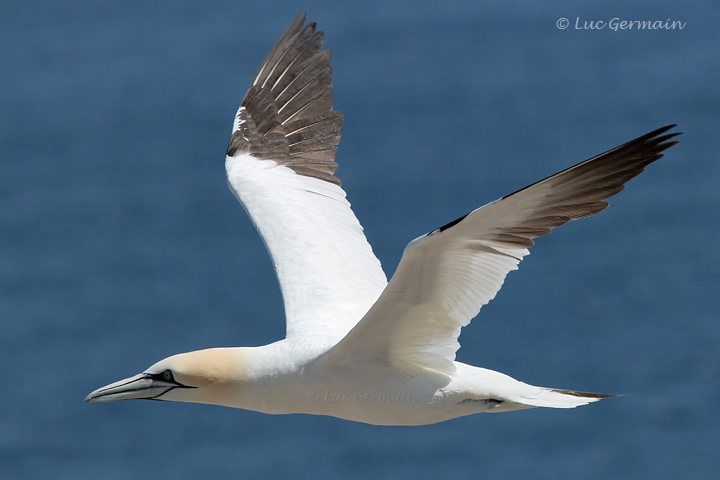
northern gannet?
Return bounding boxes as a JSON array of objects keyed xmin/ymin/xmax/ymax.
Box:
[{"xmin": 85, "ymin": 13, "xmax": 680, "ymax": 426}]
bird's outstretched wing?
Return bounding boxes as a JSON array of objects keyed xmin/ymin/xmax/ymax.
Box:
[
  {"xmin": 225, "ymin": 13, "xmax": 387, "ymax": 340},
  {"xmin": 323, "ymin": 126, "xmax": 680, "ymax": 380}
]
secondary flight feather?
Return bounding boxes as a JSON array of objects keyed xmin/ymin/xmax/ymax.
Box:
[{"xmin": 86, "ymin": 13, "xmax": 680, "ymax": 426}]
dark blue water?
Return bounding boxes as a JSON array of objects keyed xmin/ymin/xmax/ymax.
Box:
[{"xmin": 2, "ymin": 1, "xmax": 719, "ymax": 478}]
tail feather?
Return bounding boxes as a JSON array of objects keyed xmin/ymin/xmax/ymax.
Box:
[
  {"xmin": 551, "ymin": 388, "xmax": 620, "ymax": 399},
  {"xmin": 520, "ymin": 387, "xmax": 620, "ymax": 409},
  {"xmin": 457, "ymin": 365, "xmax": 620, "ymax": 411}
]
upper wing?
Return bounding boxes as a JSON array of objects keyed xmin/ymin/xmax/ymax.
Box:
[
  {"xmin": 322, "ymin": 125, "xmax": 680, "ymax": 381},
  {"xmin": 225, "ymin": 13, "xmax": 387, "ymax": 340}
]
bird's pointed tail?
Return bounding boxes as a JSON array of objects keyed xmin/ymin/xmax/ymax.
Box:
[{"xmin": 519, "ymin": 387, "xmax": 620, "ymax": 409}]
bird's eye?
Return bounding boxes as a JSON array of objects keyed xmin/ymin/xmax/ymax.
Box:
[{"xmin": 161, "ymin": 370, "xmax": 174, "ymax": 382}]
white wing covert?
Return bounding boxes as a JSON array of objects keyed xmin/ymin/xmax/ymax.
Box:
[
  {"xmin": 225, "ymin": 13, "xmax": 387, "ymax": 340},
  {"xmin": 323, "ymin": 126, "xmax": 680, "ymax": 381}
]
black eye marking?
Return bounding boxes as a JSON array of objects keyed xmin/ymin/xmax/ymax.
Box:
[
  {"xmin": 148, "ymin": 370, "xmax": 196, "ymax": 390},
  {"xmin": 149, "ymin": 369, "xmax": 177, "ymax": 384}
]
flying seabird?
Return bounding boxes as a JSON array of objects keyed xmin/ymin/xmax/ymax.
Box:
[{"xmin": 85, "ymin": 13, "xmax": 680, "ymax": 425}]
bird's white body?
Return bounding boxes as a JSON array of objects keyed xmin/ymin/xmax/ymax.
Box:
[
  {"xmin": 155, "ymin": 342, "xmax": 589, "ymax": 426},
  {"xmin": 85, "ymin": 13, "xmax": 679, "ymax": 426}
]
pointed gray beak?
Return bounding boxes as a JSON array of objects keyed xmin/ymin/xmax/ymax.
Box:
[{"xmin": 84, "ymin": 373, "xmax": 177, "ymax": 403}]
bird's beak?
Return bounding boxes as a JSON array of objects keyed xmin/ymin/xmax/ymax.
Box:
[{"xmin": 84, "ymin": 373, "xmax": 177, "ymax": 403}]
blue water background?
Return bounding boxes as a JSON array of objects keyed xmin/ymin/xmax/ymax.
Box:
[{"xmin": 2, "ymin": 1, "xmax": 719, "ymax": 478}]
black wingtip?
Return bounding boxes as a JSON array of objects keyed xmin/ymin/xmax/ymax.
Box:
[
  {"xmin": 231, "ymin": 12, "xmax": 343, "ymax": 185},
  {"xmin": 648, "ymin": 124, "xmax": 683, "ymax": 142},
  {"xmin": 293, "ymin": 12, "xmax": 307, "ymax": 25},
  {"xmin": 644, "ymin": 125, "xmax": 682, "ymax": 156}
]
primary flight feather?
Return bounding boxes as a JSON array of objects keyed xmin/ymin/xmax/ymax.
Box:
[{"xmin": 85, "ymin": 13, "xmax": 680, "ymax": 425}]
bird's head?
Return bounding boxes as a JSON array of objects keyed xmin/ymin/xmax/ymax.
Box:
[{"xmin": 84, "ymin": 348, "xmax": 248, "ymax": 405}]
